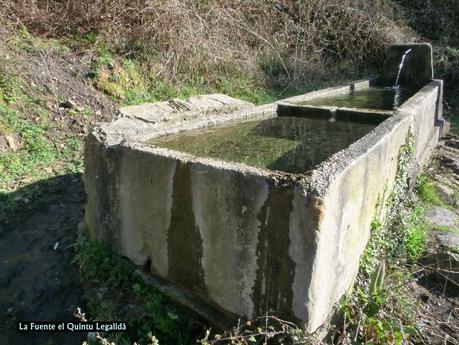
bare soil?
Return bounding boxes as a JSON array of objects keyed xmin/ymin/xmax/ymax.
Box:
[
  {"xmin": 1, "ymin": 28, "xmax": 119, "ymax": 345},
  {"xmin": 0, "ymin": 175, "xmax": 87, "ymax": 345}
]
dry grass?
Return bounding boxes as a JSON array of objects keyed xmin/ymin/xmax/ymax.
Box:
[{"xmin": 1, "ymin": 0, "xmax": 409, "ymax": 89}]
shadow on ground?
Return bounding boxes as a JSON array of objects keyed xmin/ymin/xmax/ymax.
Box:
[{"xmin": 0, "ymin": 174, "xmax": 86, "ymax": 345}]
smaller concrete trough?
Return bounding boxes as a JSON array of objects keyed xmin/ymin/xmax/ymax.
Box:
[{"xmin": 83, "ymin": 44, "xmax": 447, "ymax": 332}]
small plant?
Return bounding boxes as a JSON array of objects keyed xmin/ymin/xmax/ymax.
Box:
[
  {"xmin": 401, "ymin": 205, "xmax": 428, "ymax": 260},
  {"xmin": 200, "ymin": 315, "xmax": 319, "ymax": 345},
  {"xmin": 339, "ymin": 129, "xmax": 427, "ymax": 344},
  {"xmin": 0, "ymin": 65, "xmax": 20, "ymax": 104},
  {"xmin": 416, "ymin": 174, "xmax": 447, "ymax": 207},
  {"xmin": 340, "ymin": 263, "xmax": 419, "ymax": 345},
  {"xmin": 73, "ymin": 235, "xmax": 198, "ymax": 345}
]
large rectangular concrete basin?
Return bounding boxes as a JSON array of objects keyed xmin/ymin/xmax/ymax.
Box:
[{"xmin": 83, "ymin": 79, "xmax": 444, "ymax": 332}]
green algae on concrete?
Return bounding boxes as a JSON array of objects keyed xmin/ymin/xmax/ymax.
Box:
[
  {"xmin": 148, "ymin": 117, "xmax": 376, "ymax": 174},
  {"xmin": 252, "ymin": 184, "xmax": 296, "ymax": 321},
  {"xmin": 167, "ymin": 161, "xmax": 208, "ymax": 296},
  {"xmin": 298, "ymin": 86, "xmax": 418, "ymax": 110}
]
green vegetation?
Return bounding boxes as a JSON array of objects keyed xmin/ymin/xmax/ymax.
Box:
[
  {"xmin": 12, "ymin": 27, "xmax": 69, "ymax": 55},
  {"xmin": 200, "ymin": 316, "xmax": 318, "ymax": 345},
  {"xmin": 0, "ymin": 56, "xmax": 82, "ymax": 221},
  {"xmin": 340, "ymin": 265, "xmax": 419, "ymax": 345},
  {"xmin": 402, "ymin": 205, "xmax": 428, "ymax": 259},
  {"xmin": 73, "ymin": 235, "xmax": 199, "ymax": 345},
  {"xmin": 83, "ymin": 42, "xmax": 322, "ymax": 107},
  {"xmin": 341, "ymin": 209, "xmax": 427, "ymax": 344},
  {"xmin": 433, "ymin": 225, "xmax": 451, "ymax": 232},
  {"xmin": 340, "ymin": 214, "xmax": 426, "ymax": 345},
  {"xmin": 416, "ymin": 174, "xmax": 448, "ymax": 207},
  {"xmin": 341, "ymin": 131, "xmax": 429, "ymax": 344}
]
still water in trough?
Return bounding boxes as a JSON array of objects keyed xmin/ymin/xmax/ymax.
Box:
[
  {"xmin": 148, "ymin": 117, "xmax": 376, "ymax": 173},
  {"xmin": 297, "ymin": 86, "xmax": 417, "ymax": 110}
]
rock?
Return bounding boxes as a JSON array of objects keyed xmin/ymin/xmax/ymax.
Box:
[
  {"xmin": 426, "ymin": 206, "xmax": 458, "ymax": 228},
  {"xmin": 433, "ymin": 231, "xmax": 459, "ymax": 250},
  {"xmin": 435, "ymin": 183, "xmax": 457, "ymax": 206},
  {"xmin": 439, "ymin": 156, "xmax": 459, "ymax": 174},
  {"xmin": 0, "ymin": 135, "xmax": 8, "ymax": 153},
  {"xmin": 60, "ymin": 99, "xmax": 81, "ymax": 111},
  {"xmin": 0, "ymin": 133, "xmax": 20, "ymax": 153},
  {"xmin": 445, "ymin": 138, "xmax": 459, "ymax": 150},
  {"xmin": 5, "ymin": 135, "xmax": 18, "ymax": 151}
]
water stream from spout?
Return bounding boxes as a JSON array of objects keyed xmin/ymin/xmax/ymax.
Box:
[
  {"xmin": 394, "ymin": 48, "xmax": 412, "ymax": 88},
  {"xmin": 392, "ymin": 48, "xmax": 412, "ymax": 108},
  {"xmin": 329, "ymin": 107, "xmax": 337, "ymax": 123}
]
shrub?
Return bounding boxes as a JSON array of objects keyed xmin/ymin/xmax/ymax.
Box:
[{"xmin": 2, "ymin": 0, "xmax": 407, "ymax": 90}]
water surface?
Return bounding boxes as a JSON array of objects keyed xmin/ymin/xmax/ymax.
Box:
[
  {"xmin": 148, "ymin": 117, "xmax": 376, "ymax": 173},
  {"xmin": 299, "ymin": 86, "xmax": 417, "ymax": 110}
]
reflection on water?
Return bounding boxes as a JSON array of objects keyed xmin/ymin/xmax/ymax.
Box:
[
  {"xmin": 147, "ymin": 117, "xmax": 376, "ymax": 173},
  {"xmin": 299, "ymin": 86, "xmax": 417, "ymax": 110}
]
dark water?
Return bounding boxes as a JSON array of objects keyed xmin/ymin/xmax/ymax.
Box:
[
  {"xmin": 148, "ymin": 117, "xmax": 376, "ymax": 173},
  {"xmin": 299, "ymin": 86, "xmax": 417, "ymax": 110}
]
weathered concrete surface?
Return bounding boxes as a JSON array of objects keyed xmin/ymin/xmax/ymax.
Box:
[
  {"xmin": 302, "ymin": 80, "xmax": 444, "ymax": 330},
  {"xmin": 383, "ymin": 43, "xmax": 433, "ymax": 88},
  {"xmin": 84, "ymin": 79, "xmax": 444, "ymax": 332},
  {"xmin": 277, "ymin": 103, "xmax": 392, "ymax": 124}
]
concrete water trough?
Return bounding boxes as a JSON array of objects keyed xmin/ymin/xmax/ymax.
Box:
[{"xmin": 83, "ymin": 44, "xmax": 447, "ymax": 332}]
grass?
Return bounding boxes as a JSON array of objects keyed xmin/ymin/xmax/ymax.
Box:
[
  {"xmin": 341, "ymin": 203, "xmax": 428, "ymax": 344},
  {"xmin": 342, "ymin": 134, "xmax": 430, "ymax": 344},
  {"xmin": 11, "ymin": 27, "xmax": 69, "ymax": 55},
  {"xmin": 402, "ymin": 205, "xmax": 428, "ymax": 260},
  {"xmin": 0, "ymin": 47, "xmax": 83, "ymax": 221},
  {"xmin": 432, "ymin": 225, "xmax": 459, "ymax": 236},
  {"xmin": 73, "ymin": 235, "xmax": 199, "ymax": 345},
  {"xmin": 85, "ymin": 44, "xmax": 320, "ymax": 107},
  {"xmin": 416, "ymin": 174, "xmax": 448, "ymax": 207}
]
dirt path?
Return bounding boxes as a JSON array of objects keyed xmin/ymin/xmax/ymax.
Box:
[
  {"xmin": 0, "ymin": 174, "xmax": 86, "ymax": 345},
  {"xmin": 0, "ymin": 26, "xmax": 120, "ymax": 345}
]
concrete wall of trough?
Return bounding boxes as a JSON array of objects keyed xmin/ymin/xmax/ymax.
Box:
[
  {"xmin": 83, "ymin": 81, "xmax": 443, "ymax": 333},
  {"xmin": 85, "ymin": 136, "xmax": 322, "ymax": 324},
  {"xmin": 305, "ymin": 80, "xmax": 443, "ymax": 331}
]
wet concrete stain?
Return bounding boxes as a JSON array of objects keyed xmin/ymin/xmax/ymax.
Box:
[
  {"xmin": 252, "ymin": 183, "xmax": 296, "ymax": 321},
  {"xmin": 167, "ymin": 162, "xmax": 208, "ymax": 296}
]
